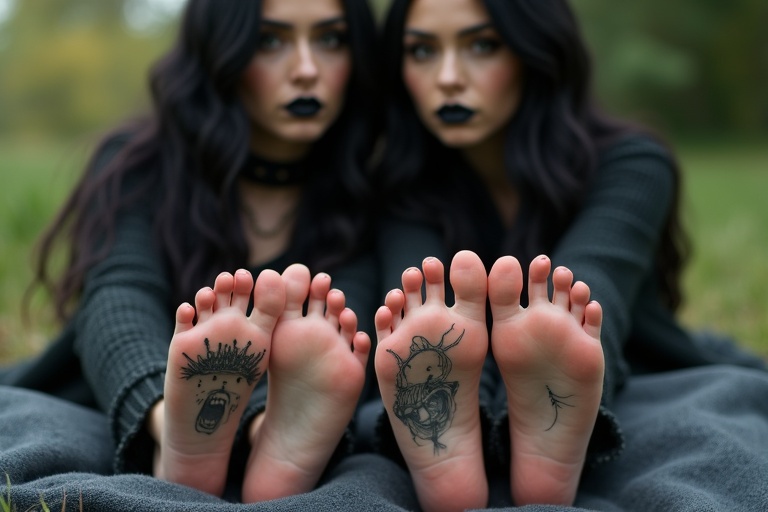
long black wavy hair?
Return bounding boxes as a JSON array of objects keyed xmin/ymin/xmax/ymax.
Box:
[
  {"xmin": 377, "ymin": 0, "xmax": 688, "ymax": 310},
  {"xmin": 33, "ymin": 0, "xmax": 380, "ymax": 322}
]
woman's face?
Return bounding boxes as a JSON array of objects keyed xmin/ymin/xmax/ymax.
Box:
[
  {"xmin": 241, "ymin": 0, "xmax": 351, "ymax": 158},
  {"xmin": 402, "ymin": 0, "xmax": 523, "ymax": 149}
]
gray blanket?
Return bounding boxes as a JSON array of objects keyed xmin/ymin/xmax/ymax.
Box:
[{"xmin": 2, "ymin": 365, "xmax": 767, "ymax": 511}]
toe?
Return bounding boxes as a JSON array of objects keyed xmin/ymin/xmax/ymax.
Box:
[
  {"xmin": 528, "ymin": 255, "xmax": 552, "ymax": 304},
  {"xmin": 450, "ymin": 250, "xmax": 487, "ymax": 322},
  {"xmin": 212, "ymin": 272, "xmax": 235, "ymax": 310},
  {"xmin": 583, "ymin": 301, "xmax": 603, "ymax": 341},
  {"xmin": 401, "ymin": 267, "xmax": 424, "ymax": 313},
  {"xmin": 325, "ymin": 289, "xmax": 346, "ymax": 329},
  {"xmin": 352, "ymin": 331, "xmax": 372, "ymax": 367},
  {"xmin": 250, "ymin": 269, "xmax": 286, "ymax": 331},
  {"xmin": 281, "ymin": 264, "xmax": 311, "ymax": 320},
  {"xmin": 195, "ymin": 287, "xmax": 216, "ymax": 323},
  {"xmin": 552, "ymin": 267, "xmax": 573, "ymax": 310},
  {"xmin": 174, "ymin": 302, "xmax": 196, "ymax": 334},
  {"xmin": 338, "ymin": 307, "xmax": 358, "ymax": 345},
  {"xmin": 383, "ymin": 289, "xmax": 405, "ymax": 329},
  {"xmin": 375, "ymin": 305, "xmax": 395, "ymax": 343},
  {"xmin": 488, "ymin": 255, "xmax": 523, "ymax": 321},
  {"xmin": 308, "ymin": 273, "xmax": 332, "ymax": 317},
  {"xmin": 422, "ymin": 257, "xmax": 446, "ymax": 305},
  {"xmin": 569, "ymin": 281, "xmax": 591, "ymax": 325},
  {"xmin": 231, "ymin": 269, "xmax": 255, "ymax": 312}
]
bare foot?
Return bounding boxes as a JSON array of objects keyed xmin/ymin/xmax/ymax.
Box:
[
  {"xmin": 375, "ymin": 251, "xmax": 489, "ymax": 512},
  {"xmin": 488, "ymin": 255, "xmax": 604, "ymax": 506},
  {"xmin": 157, "ymin": 269, "xmax": 285, "ymax": 496},
  {"xmin": 242, "ymin": 264, "xmax": 370, "ymax": 503}
]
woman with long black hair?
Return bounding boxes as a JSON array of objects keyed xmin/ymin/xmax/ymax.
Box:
[
  {"xmin": 5, "ymin": 0, "xmax": 380, "ymax": 502},
  {"xmin": 370, "ymin": 0, "xmax": 768, "ymax": 510}
]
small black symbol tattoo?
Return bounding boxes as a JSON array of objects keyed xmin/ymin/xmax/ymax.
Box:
[
  {"xmin": 544, "ymin": 385, "xmax": 574, "ymax": 431},
  {"xmin": 180, "ymin": 338, "xmax": 265, "ymax": 434},
  {"xmin": 387, "ymin": 324, "xmax": 464, "ymax": 454}
]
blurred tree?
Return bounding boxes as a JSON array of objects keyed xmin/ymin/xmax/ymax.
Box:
[
  {"xmin": 573, "ymin": 0, "xmax": 768, "ymax": 135},
  {"xmin": 0, "ymin": 0, "xmax": 177, "ymax": 141}
]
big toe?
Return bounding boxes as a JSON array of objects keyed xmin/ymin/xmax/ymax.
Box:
[
  {"xmin": 281, "ymin": 264, "xmax": 312, "ymax": 318},
  {"xmin": 251, "ymin": 269, "xmax": 287, "ymax": 330},
  {"xmin": 488, "ymin": 255, "xmax": 523, "ymax": 321},
  {"xmin": 450, "ymin": 250, "xmax": 487, "ymax": 321}
]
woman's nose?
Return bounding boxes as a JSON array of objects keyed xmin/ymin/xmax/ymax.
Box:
[
  {"xmin": 291, "ymin": 39, "xmax": 319, "ymax": 84},
  {"xmin": 437, "ymin": 49, "xmax": 465, "ymax": 92}
]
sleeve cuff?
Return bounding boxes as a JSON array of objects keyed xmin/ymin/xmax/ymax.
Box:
[{"xmin": 110, "ymin": 366, "xmax": 166, "ymax": 473}]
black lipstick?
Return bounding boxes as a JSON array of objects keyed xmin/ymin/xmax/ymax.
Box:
[
  {"xmin": 285, "ymin": 97, "xmax": 323, "ymax": 118},
  {"xmin": 436, "ymin": 104, "xmax": 475, "ymax": 124}
]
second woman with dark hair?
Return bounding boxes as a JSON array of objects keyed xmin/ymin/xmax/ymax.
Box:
[
  {"xmin": 13, "ymin": 0, "xmax": 381, "ymax": 503},
  {"xmin": 371, "ymin": 0, "xmax": 766, "ymax": 510}
]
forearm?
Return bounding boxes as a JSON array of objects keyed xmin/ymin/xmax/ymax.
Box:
[
  {"xmin": 74, "ymin": 212, "xmax": 174, "ymax": 472},
  {"xmin": 552, "ymin": 137, "xmax": 676, "ymax": 405}
]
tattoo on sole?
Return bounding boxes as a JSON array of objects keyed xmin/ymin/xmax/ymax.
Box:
[
  {"xmin": 545, "ymin": 385, "xmax": 574, "ymax": 432},
  {"xmin": 180, "ymin": 338, "xmax": 266, "ymax": 434},
  {"xmin": 387, "ymin": 324, "xmax": 464, "ymax": 454}
]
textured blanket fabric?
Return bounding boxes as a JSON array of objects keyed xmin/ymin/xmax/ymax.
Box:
[
  {"xmin": 3, "ymin": 365, "xmax": 768, "ymax": 511},
  {"xmin": 573, "ymin": 365, "xmax": 768, "ymax": 512}
]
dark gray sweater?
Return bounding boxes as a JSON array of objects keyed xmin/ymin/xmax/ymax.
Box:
[
  {"xmin": 3, "ymin": 137, "xmax": 380, "ymax": 475},
  {"xmin": 4, "ymin": 134, "xmax": 762, "ymax": 478},
  {"xmin": 372, "ymin": 135, "xmax": 766, "ymax": 467}
]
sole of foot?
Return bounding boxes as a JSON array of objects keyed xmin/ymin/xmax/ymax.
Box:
[
  {"xmin": 158, "ymin": 268, "xmax": 285, "ymax": 496},
  {"xmin": 375, "ymin": 251, "xmax": 490, "ymax": 512},
  {"xmin": 488, "ymin": 255, "xmax": 604, "ymax": 506},
  {"xmin": 242, "ymin": 264, "xmax": 370, "ymax": 502}
]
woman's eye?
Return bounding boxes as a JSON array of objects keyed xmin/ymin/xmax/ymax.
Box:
[
  {"xmin": 471, "ymin": 37, "xmax": 501, "ymax": 55},
  {"xmin": 318, "ymin": 30, "xmax": 348, "ymax": 50},
  {"xmin": 405, "ymin": 42, "xmax": 435, "ymax": 62},
  {"xmin": 258, "ymin": 33, "xmax": 282, "ymax": 51}
]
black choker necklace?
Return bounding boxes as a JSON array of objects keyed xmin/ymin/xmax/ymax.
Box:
[{"xmin": 240, "ymin": 153, "xmax": 307, "ymax": 186}]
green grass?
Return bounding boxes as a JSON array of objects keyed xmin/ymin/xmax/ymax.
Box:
[
  {"xmin": 0, "ymin": 139, "xmax": 86, "ymax": 364},
  {"xmin": 1, "ymin": 474, "xmax": 9, "ymax": 512},
  {"xmin": 1, "ymin": 472, "xmax": 80, "ymax": 512},
  {"xmin": 0, "ymin": 137, "xmax": 766, "ymax": 364},
  {"xmin": 677, "ymin": 140, "xmax": 768, "ymax": 359}
]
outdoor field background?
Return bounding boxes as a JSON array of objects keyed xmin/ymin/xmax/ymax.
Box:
[{"xmin": 1, "ymin": 0, "xmax": 766, "ymax": 364}]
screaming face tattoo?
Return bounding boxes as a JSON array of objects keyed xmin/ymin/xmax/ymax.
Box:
[
  {"xmin": 180, "ymin": 338, "xmax": 266, "ymax": 434},
  {"xmin": 387, "ymin": 324, "xmax": 464, "ymax": 454}
]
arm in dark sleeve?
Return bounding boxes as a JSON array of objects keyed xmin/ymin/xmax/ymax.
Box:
[
  {"xmin": 73, "ymin": 146, "xmax": 172, "ymax": 474},
  {"xmin": 552, "ymin": 137, "xmax": 676, "ymax": 407},
  {"xmin": 550, "ymin": 137, "xmax": 677, "ymax": 465}
]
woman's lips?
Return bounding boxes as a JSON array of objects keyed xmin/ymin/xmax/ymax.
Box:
[
  {"xmin": 285, "ymin": 97, "xmax": 323, "ymax": 117},
  {"xmin": 436, "ymin": 104, "xmax": 475, "ymax": 124}
]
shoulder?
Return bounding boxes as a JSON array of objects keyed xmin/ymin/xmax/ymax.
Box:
[
  {"xmin": 89, "ymin": 128, "xmax": 137, "ymax": 173},
  {"xmin": 85, "ymin": 125, "xmax": 163, "ymax": 210},
  {"xmin": 598, "ymin": 133, "xmax": 675, "ymax": 168},
  {"xmin": 596, "ymin": 132, "xmax": 678, "ymax": 192}
]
